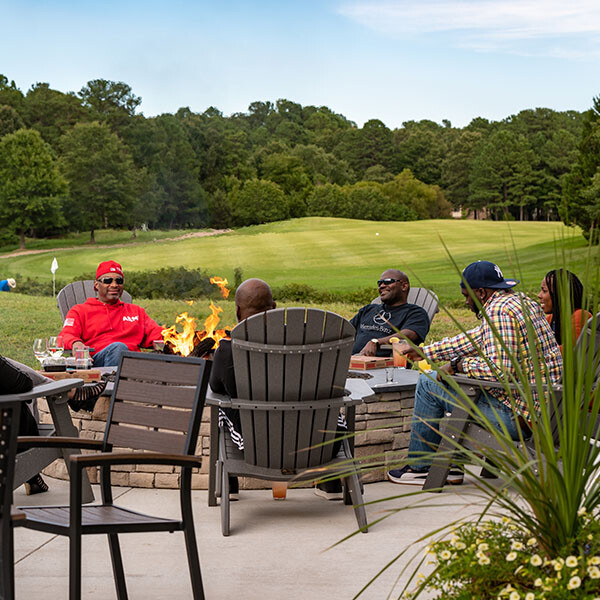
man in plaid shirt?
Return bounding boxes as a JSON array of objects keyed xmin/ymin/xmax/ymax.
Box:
[{"xmin": 388, "ymin": 260, "xmax": 562, "ymax": 486}]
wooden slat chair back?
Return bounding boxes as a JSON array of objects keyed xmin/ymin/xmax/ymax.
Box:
[
  {"xmin": 232, "ymin": 307, "xmax": 354, "ymax": 471},
  {"xmin": 57, "ymin": 280, "xmax": 133, "ymax": 320},
  {"xmin": 424, "ymin": 312, "xmax": 600, "ymax": 491},
  {"xmin": 17, "ymin": 352, "xmax": 211, "ymax": 600},
  {"xmin": 105, "ymin": 353, "xmax": 205, "ymax": 456},
  {"xmin": 215, "ymin": 307, "xmax": 369, "ymax": 535},
  {"xmin": 371, "ymin": 287, "xmax": 439, "ymax": 323}
]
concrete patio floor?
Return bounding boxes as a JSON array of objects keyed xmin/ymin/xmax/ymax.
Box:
[{"xmin": 13, "ymin": 474, "xmax": 489, "ymax": 599}]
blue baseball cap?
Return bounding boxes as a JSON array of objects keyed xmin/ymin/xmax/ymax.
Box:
[{"xmin": 461, "ymin": 261, "xmax": 519, "ymax": 289}]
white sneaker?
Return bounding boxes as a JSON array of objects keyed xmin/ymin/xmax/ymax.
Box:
[{"xmin": 387, "ymin": 466, "xmax": 464, "ymax": 486}]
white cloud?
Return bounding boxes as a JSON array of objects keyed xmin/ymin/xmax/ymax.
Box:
[{"xmin": 338, "ymin": 0, "xmax": 600, "ymax": 57}]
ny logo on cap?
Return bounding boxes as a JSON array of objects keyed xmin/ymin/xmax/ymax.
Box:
[{"xmin": 494, "ymin": 265, "xmax": 503, "ymax": 279}]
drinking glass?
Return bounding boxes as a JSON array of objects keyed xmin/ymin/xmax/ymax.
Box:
[
  {"xmin": 385, "ymin": 367, "xmax": 395, "ymax": 383},
  {"xmin": 271, "ymin": 482, "xmax": 287, "ymax": 500},
  {"xmin": 47, "ymin": 335, "xmax": 64, "ymax": 358},
  {"xmin": 33, "ymin": 338, "xmax": 48, "ymax": 366}
]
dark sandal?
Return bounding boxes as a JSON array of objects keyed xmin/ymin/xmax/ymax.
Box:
[
  {"xmin": 25, "ymin": 474, "xmax": 49, "ymax": 495},
  {"xmin": 68, "ymin": 380, "xmax": 107, "ymax": 412}
]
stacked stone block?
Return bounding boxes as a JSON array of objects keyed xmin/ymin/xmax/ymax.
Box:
[{"xmin": 39, "ymin": 384, "xmax": 415, "ymax": 489}]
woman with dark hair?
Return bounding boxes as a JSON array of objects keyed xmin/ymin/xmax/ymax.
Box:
[{"xmin": 538, "ymin": 269, "xmax": 592, "ymax": 348}]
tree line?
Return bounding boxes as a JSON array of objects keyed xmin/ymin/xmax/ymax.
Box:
[{"xmin": 0, "ymin": 74, "xmax": 596, "ymax": 248}]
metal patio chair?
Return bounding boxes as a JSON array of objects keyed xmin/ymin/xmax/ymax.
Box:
[{"xmin": 16, "ymin": 352, "xmax": 211, "ymax": 599}]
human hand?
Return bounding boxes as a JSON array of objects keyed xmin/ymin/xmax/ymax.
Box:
[
  {"xmin": 359, "ymin": 340, "xmax": 378, "ymax": 356},
  {"xmin": 396, "ymin": 342, "xmax": 420, "ymax": 361},
  {"xmin": 437, "ymin": 362, "xmax": 453, "ymax": 382},
  {"xmin": 72, "ymin": 341, "xmax": 86, "ymax": 351}
]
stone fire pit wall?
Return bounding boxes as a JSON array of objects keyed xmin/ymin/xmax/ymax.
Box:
[{"xmin": 38, "ymin": 385, "xmax": 415, "ymax": 489}]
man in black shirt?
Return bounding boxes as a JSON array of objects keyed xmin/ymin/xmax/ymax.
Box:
[
  {"xmin": 351, "ymin": 269, "xmax": 430, "ymax": 356},
  {"xmin": 209, "ymin": 278, "xmax": 277, "ymax": 452}
]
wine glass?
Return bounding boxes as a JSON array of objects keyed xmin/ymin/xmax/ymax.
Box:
[
  {"xmin": 47, "ymin": 335, "xmax": 64, "ymax": 358},
  {"xmin": 33, "ymin": 338, "xmax": 48, "ymax": 366}
]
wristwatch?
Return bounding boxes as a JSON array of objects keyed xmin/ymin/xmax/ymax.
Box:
[
  {"xmin": 450, "ymin": 356, "xmax": 461, "ymax": 374},
  {"xmin": 370, "ymin": 338, "xmax": 380, "ymax": 348}
]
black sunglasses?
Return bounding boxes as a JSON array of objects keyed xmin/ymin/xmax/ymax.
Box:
[
  {"xmin": 98, "ymin": 277, "xmax": 124, "ymax": 285},
  {"xmin": 377, "ymin": 278, "xmax": 403, "ymax": 287}
]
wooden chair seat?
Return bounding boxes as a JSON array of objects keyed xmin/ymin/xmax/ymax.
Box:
[{"xmin": 20, "ymin": 505, "xmax": 181, "ymax": 534}]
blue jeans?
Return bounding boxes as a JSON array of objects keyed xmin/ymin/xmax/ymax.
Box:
[
  {"xmin": 408, "ymin": 372, "xmax": 524, "ymax": 470},
  {"xmin": 92, "ymin": 342, "xmax": 129, "ymax": 367}
]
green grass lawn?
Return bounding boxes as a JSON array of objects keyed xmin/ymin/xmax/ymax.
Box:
[
  {"xmin": 0, "ymin": 292, "xmax": 477, "ymax": 367},
  {"xmin": 0, "ymin": 218, "xmax": 594, "ymax": 305}
]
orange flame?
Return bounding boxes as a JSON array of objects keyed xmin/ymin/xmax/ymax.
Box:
[
  {"xmin": 161, "ymin": 312, "xmax": 198, "ymax": 356},
  {"xmin": 210, "ymin": 276, "xmax": 230, "ymax": 298},
  {"xmin": 196, "ymin": 301, "xmax": 229, "ymax": 347},
  {"xmin": 161, "ymin": 301, "xmax": 232, "ymax": 357}
]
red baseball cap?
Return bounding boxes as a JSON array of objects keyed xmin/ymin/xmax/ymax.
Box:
[{"xmin": 96, "ymin": 260, "xmax": 124, "ymax": 279}]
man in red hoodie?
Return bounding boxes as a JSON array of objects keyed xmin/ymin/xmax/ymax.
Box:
[{"xmin": 60, "ymin": 260, "xmax": 164, "ymax": 367}]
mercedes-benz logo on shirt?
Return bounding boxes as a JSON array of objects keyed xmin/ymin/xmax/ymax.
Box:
[{"xmin": 373, "ymin": 311, "xmax": 391, "ymax": 325}]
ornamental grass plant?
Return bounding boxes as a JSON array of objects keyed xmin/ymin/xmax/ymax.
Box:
[{"xmin": 351, "ymin": 253, "xmax": 600, "ymax": 599}]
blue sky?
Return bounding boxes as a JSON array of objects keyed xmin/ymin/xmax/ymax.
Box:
[{"xmin": 2, "ymin": 0, "xmax": 599, "ymax": 127}]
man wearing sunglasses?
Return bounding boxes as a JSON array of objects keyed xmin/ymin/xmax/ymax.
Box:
[
  {"xmin": 350, "ymin": 269, "xmax": 430, "ymax": 356},
  {"xmin": 60, "ymin": 260, "xmax": 164, "ymax": 367}
]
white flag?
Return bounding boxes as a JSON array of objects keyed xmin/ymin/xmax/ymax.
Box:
[{"xmin": 51, "ymin": 257, "xmax": 59, "ymax": 274}]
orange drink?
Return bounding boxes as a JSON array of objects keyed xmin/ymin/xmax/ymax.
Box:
[
  {"xmin": 272, "ymin": 482, "xmax": 287, "ymax": 499},
  {"xmin": 390, "ymin": 337, "xmax": 407, "ymax": 368}
]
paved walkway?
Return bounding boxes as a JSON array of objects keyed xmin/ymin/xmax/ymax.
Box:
[{"xmin": 14, "ymin": 476, "xmax": 487, "ymax": 599}]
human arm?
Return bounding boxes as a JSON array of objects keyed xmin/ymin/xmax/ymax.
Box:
[
  {"xmin": 0, "ymin": 355, "xmax": 33, "ymax": 394},
  {"xmin": 358, "ymin": 330, "xmax": 419, "ymax": 356},
  {"xmin": 60, "ymin": 306, "xmax": 85, "ymax": 350},
  {"xmin": 140, "ymin": 310, "xmax": 165, "ymax": 348},
  {"xmin": 393, "ymin": 328, "xmax": 480, "ymax": 362},
  {"xmin": 460, "ymin": 309, "xmax": 516, "ymax": 380},
  {"xmin": 571, "ymin": 309, "xmax": 593, "ymax": 346},
  {"xmin": 209, "ymin": 341, "xmax": 237, "ymax": 398}
]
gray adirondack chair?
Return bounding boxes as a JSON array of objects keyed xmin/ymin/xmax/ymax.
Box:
[
  {"xmin": 371, "ymin": 287, "xmax": 439, "ymax": 324},
  {"xmin": 423, "ymin": 312, "xmax": 600, "ymax": 491},
  {"xmin": 210, "ymin": 308, "xmax": 372, "ymax": 536},
  {"xmin": 57, "ymin": 280, "xmax": 133, "ymax": 320}
]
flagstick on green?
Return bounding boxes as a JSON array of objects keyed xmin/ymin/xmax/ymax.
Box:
[{"xmin": 51, "ymin": 257, "xmax": 58, "ymax": 297}]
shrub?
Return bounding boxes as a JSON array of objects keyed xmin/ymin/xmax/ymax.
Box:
[
  {"xmin": 15, "ymin": 275, "xmax": 69, "ymax": 296},
  {"xmin": 16, "ymin": 267, "xmax": 240, "ymax": 300},
  {"xmin": 414, "ymin": 515, "xmax": 600, "ymax": 599},
  {"xmin": 271, "ymin": 282, "xmax": 374, "ymax": 305}
]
